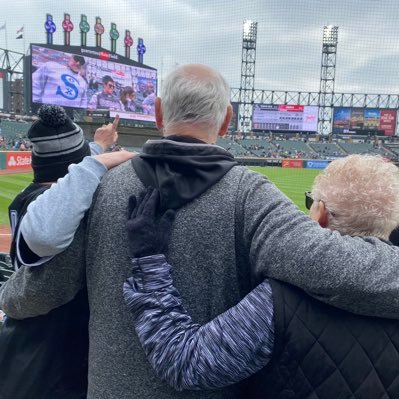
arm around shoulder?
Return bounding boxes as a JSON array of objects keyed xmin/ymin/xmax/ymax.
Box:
[
  {"xmin": 237, "ymin": 168, "xmax": 399, "ymax": 318},
  {"xmin": 0, "ymin": 222, "xmax": 87, "ymax": 319},
  {"xmin": 20, "ymin": 156, "xmax": 106, "ymax": 259},
  {"xmin": 124, "ymin": 255, "xmax": 274, "ymax": 390}
]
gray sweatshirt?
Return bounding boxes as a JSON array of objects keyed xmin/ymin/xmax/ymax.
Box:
[
  {"xmin": 2, "ymin": 141, "xmax": 399, "ymax": 399},
  {"xmin": 18, "ymin": 155, "xmax": 106, "ymax": 262},
  {"xmin": 13, "ymin": 141, "xmax": 105, "ymax": 265}
]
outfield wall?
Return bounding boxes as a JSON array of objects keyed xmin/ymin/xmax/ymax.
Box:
[
  {"xmin": 0, "ymin": 153, "xmax": 337, "ymax": 171},
  {"xmin": 236, "ymin": 157, "xmax": 331, "ymax": 169},
  {"xmin": 282, "ymin": 159, "xmax": 330, "ymax": 169},
  {"xmin": 0, "ymin": 152, "xmax": 331, "ymax": 171},
  {"xmin": 0, "ymin": 151, "xmax": 32, "ymax": 171}
]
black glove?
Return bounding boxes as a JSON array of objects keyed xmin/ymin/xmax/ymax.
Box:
[{"xmin": 127, "ymin": 187, "xmax": 175, "ymax": 258}]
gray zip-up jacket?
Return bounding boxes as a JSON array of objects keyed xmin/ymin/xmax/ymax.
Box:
[{"xmin": 2, "ymin": 141, "xmax": 399, "ymax": 399}]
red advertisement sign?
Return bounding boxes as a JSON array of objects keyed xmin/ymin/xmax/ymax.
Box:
[
  {"xmin": 282, "ymin": 159, "xmax": 303, "ymax": 168},
  {"xmin": 6, "ymin": 151, "xmax": 32, "ymax": 170},
  {"xmin": 379, "ymin": 110, "xmax": 396, "ymax": 136},
  {"xmin": 278, "ymin": 105, "xmax": 304, "ymax": 112}
]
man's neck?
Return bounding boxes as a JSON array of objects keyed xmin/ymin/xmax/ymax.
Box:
[
  {"xmin": 164, "ymin": 135, "xmax": 206, "ymax": 144},
  {"xmin": 68, "ymin": 67, "xmax": 79, "ymax": 75},
  {"xmin": 163, "ymin": 125, "xmax": 217, "ymax": 144}
]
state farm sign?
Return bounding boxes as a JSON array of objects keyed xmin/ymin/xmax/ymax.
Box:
[{"xmin": 6, "ymin": 151, "xmax": 32, "ymax": 170}]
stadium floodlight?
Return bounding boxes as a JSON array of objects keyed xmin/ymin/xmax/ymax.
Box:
[
  {"xmin": 243, "ymin": 19, "xmax": 257, "ymax": 41},
  {"xmin": 322, "ymin": 25, "xmax": 338, "ymax": 45}
]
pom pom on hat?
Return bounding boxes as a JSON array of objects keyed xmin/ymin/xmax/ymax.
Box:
[{"xmin": 37, "ymin": 105, "xmax": 68, "ymax": 127}]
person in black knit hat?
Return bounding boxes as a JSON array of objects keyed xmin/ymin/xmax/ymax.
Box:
[
  {"xmin": 9, "ymin": 103, "xmax": 124, "ymax": 255},
  {"xmin": 28, "ymin": 104, "xmax": 92, "ymax": 183},
  {"xmin": 0, "ymin": 104, "xmax": 133, "ymax": 399}
]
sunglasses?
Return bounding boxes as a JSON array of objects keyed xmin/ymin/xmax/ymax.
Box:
[
  {"xmin": 107, "ymin": 83, "xmax": 115, "ymax": 88},
  {"xmin": 305, "ymin": 191, "xmax": 313, "ymax": 210}
]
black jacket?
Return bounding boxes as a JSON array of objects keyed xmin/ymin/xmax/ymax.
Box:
[
  {"xmin": 0, "ymin": 184, "xmax": 89, "ymax": 399},
  {"xmin": 243, "ymin": 279, "xmax": 399, "ymax": 399}
]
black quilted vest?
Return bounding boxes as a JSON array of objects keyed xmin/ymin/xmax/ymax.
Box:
[{"xmin": 242, "ymin": 279, "xmax": 399, "ymax": 399}]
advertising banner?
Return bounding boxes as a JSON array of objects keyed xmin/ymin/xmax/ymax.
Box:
[
  {"xmin": 364, "ymin": 109, "xmax": 380, "ymax": 130},
  {"xmin": 6, "ymin": 151, "xmax": 32, "ymax": 170},
  {"xmin": 349, "ymin": 108, "xmax": 364, "ymax": 130},
  {"xmin": 304, "ymin": 160, "xmax": 329, "ymax": 169},
  {"xmin": 333, "ymin": 107, "xmax": 396, "ymax": 136},
  {"xmin": 281, "ymin": 159, "xmax": 303, "ymax": 168},
  {"xmin": 332, "ymin": 108, "xmax": 351, "ymax": 131},
  {"xmin": 379, "ymin": 110, "xmax": 396, "ymax": 136}
]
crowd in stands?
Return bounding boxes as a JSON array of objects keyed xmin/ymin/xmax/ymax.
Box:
[
  {"xmin": 1, "ymin": 117, "xmax": 399, "ymax": 161},
  {"xmin": 218, "ymin": 133, "xmax": 399, "ymax": 160},
  {"xmin": 0, "ymin": 117, "xmax": 33, "ymax": 150},
  {"xmin": 0, "ymin": 136, "xmax": 32, "ymax": 150}
]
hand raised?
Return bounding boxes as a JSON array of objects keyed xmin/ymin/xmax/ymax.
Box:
[{"xmin": 94, "ymin": 115, "xmax": 120, "ymax": 151}]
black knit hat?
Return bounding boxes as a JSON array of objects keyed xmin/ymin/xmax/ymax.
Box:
[{"xmin": 29, "ymin": 105, "xmax": 91, "ymax": 183}]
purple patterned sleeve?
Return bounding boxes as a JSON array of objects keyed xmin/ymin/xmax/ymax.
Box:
[{"xmin": 123, "ymin": 254, "xmax": 274, "ymax": 391}]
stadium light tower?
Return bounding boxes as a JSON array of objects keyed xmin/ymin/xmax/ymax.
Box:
[
  {"xmin": 318, "ymin": 25, "xmax": 338, "ymax": 135},
  {"xmin": 239, "ymin": 19, "xmax": 258, "ymax": 134}
]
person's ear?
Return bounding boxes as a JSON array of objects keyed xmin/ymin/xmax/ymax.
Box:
[
  {"xmin": 155, "ymin": 97, "xmax": 163, "ymax": 130},
  {"xmin": 218, "ymin": 104, "xmax": 233, "ymax": 137},
  {"xmin": 316, "ymin": 200, "xmax": 329, "ymax": 228}
]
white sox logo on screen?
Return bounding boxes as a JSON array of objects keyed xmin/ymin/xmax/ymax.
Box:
[{"xmin": 56, "ymin": 74, "xmax": 80, "ymax": 100}]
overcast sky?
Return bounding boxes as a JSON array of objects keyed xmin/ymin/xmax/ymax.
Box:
[{"xmin": 2, "ymin": 0, "xmax": 399, "ymax": 95}]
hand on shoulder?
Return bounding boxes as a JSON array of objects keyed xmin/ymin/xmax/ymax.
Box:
[{"xmin": 94, "ymin": 150, "xmax": 136, "ymax": 170}]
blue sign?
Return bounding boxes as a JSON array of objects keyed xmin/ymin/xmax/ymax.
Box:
[
  {"xmin": 45, "ymin": 14, "xmax": 56, "ymax": 33},
  {"xmin": 137, "ymin": 38, "xmax": 146, "ymax": 64},
  {"xmin": 137, "ymin": 38, "xmax": 146, "ymax": 55},
  {"xmin": 45, "ymin": 14, "xmax": 56, "ymax": 45},
  {"xmin": 304, "ymin": 160, "xmax": 329, "ymax": 169}
]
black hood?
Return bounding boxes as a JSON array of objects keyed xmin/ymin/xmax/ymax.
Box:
[{"xmin": 131, "ymin": 136, "xmax": 238, "ymax": 210}]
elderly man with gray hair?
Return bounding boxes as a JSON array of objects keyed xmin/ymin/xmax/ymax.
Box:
[{"xmin": 3, "ymin": 65, "xmax": 399, "ymax": 399}]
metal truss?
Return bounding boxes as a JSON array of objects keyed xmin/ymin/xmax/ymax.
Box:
[
  {"xmin": 0, "ymin": 48, "xmax": 25, "ymax": 113},
  {"xmin": 0, "ymin": 48, "xmax": 24, "ymax": 78}
]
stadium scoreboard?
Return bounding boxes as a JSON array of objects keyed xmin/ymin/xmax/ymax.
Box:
[
  {"xmin": 27, "ymin": 44, "xmax": 157, "ymax": 123},
  {"xmin": 252, "ymin": 104, "xmax": 318, "ymax": 132}
]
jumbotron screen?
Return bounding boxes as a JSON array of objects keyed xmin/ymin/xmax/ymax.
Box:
[
  {"xmin": 30, "ymin": 44, "xmax": 157, "ymax": 122},
  {"xmin": 332, "ymin": 107, "xmax": 397, "ymax": 136},
  {"xmin": 252, "ymin": 104, "xmax": 319, "ymax": 132}
]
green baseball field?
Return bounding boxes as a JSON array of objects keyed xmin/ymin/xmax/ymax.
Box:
[
  {"xmin": 0, "ymin": 167, "xmax": 320, "ymax": 225},
  {"xmin": 0, "ymin": 173, "xmax": 33, "ymax": 225}
]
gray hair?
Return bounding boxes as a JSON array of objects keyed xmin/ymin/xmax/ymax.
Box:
[
  {"xmin": 312, "ymin": 154, "xmax": 399, "ymax": 240},
  {"xmin": 160, "ymin": 64, "xmax": 231, "ymax": 134}
]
